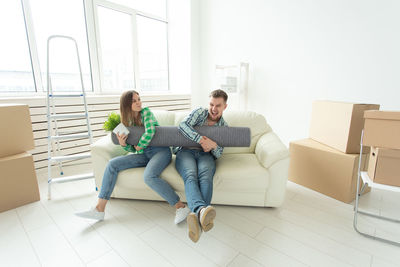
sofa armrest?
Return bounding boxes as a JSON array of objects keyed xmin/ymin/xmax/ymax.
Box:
[
  {"xmin": 90, "ymin": 134, "xmax": 127, "ymax": 188},
  {"xmin": 90, "ymin": 133, "xmax": 127, "ymax": 160},
  {"xmin": 255, "ymin": 132, "xmax": 289, "ymax": 169}
]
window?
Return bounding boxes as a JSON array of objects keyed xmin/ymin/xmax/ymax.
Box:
[
  {"xmin": 28, "ymin": 0, "xmax": 92, "ymax": 92},
  {"xmin": 89, "ymin": 0, "xmax": 169, "ymax": 92},
  {"xmin": 136, "ymin": 15, "xmax": 169, "ymax": 91},
  {"xmin": 0, "ymin": 0, "xmax": 35, "ymax": 93},
  {"xmin": 0, "ymin": 0, "xmax": 169, "ymax": 95},
  {"xmin": 96, "ymin": 5, "xmax": 136, "ymax": 92}
]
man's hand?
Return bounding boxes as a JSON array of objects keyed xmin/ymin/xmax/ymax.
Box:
[
  {"xmin": 199, "ymin": 136, "xmax": 217, "ymax": 152},
  {"xmin": 116, "ymin": 133, "xmax": 128, "ymax": 147}
]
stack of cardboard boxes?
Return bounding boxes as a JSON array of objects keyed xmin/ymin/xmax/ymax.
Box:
[
  {"xmin": 363, "ymin": 111, "xmax": 400, "ymax": 187},
  {"xmin": 289, "ymin": 101, "xmax": 380, "ymax": 203},
  {"xmin": 0, "ymin": 104, "xmax": 40, "ymax": 212}
]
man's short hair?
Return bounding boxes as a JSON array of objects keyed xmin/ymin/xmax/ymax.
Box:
[{"xmin": 209, "ymin": 89, "xmax": 228, "ymax": 102}]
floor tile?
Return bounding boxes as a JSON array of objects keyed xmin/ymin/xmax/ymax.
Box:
[
  {"xmin": 210, "ymin": 221, "xmax": 307, "ymax": 267},
  {"xmin": 0, "ymin": 220, "xmax": 41, "ymax": 267},
  {"xmin": 86, "ymin": 250, "xmax": 130, "ymax": 267},
  {"xmin": 16, "ymin": 201, "xmax": 54, "ymax": 232},
  {"xmin": 215, "ymin": 206, "xmax": 265, "ymax": 237},
  {"xmin": 27, "ymin": 224, "xmax": 84, "ymax": 267},
  {"xmin": 92, "ymin": 215, "xmax": 173, "ymax": 267},
  {"xmin": 140, "ymin": 226, "xmax": 218, "ymax": 267},
  {"xmin": 371, "ymin": 256, "xmax": 400, "ymax": 267},
  {"xmin": 256, "ymin": 227, "xmax": 355, "ymax": 267},
  {"xmin": 227, "ymin": 254, "xmax": 263, "ymax": 267}
]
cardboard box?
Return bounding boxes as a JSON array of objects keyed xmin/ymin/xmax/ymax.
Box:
[
  {"xmin": 363, "ymin": 111, "xmax": 400, "ymax": 149},
  {"xmin": 367, "ymin": 147, "xmax": 400, "ymax": 187},
  {"xmin": 0, "ymin": 153, "xmax": 40, "ymax": 212},
  {"xmin": 309, "ymin": 101, "xmax": 379, "ymax": 154},
  {"xmin": 289, "ymin": 139, "xmax": 369, "ymax": 203},
  {"xmin": 0, "ymin": 104, "xmax": 35, "ymax": 158}
]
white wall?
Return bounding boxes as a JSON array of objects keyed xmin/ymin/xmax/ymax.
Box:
[
  {"xmin": 192, "ymin": 0, "xmax": 400, "ymax": 145},
  {"xmin": 190, "ymin": 0, "xmax": 201, "ymax": 101},
  {"xmin": 168, "ymin": 0, "xmax": 191, "ymax": 94}
]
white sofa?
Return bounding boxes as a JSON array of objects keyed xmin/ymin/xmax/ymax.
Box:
[{"xmin": 90, "ymin": 110, "xmax": 290, "ymax": 207}]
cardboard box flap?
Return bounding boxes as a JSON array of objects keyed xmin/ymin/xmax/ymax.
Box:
[
  {"xmin": 310, "ymin": 101, "xmax": 379, "ymax": 154},
  {"xmin": 295, "ymin": 138, "xmax": 355, "ymax": 156},
  {"xmin": 364, "ymin": 111, "xmax": 400, "ymax": 121},
  {"xmin": 375, "ymin": 147, "xmax": 400, "ymax": 159},
  {"xmin": 314, "ymin": 100, "xmax": 376, "ymax": 106},
  {"xmin": 0, "ymin": 103, "xmax": 28, "ymax": 107},
  {"xmin": 0, "ymin": 152, "xmax": 30, "ymax": 161}
]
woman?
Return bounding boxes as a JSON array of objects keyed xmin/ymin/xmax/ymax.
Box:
[{"xmin": 76, "ymin": 90, "xmax": 190, "ymax": 224}]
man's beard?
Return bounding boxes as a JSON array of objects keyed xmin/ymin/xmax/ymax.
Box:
[{"xmin": 208, "ymin": 113, "xmax": 220, "ymax": 122}]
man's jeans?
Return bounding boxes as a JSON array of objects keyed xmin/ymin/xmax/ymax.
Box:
[
  {"xmin": 175, "ymin": 148, "xmax": 216, "ymax": 214},
  {"xmin": 99, "ymin": 146, "xmax": 180, "ymax": 206}
]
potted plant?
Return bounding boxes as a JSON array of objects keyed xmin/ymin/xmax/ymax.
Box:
[{"xmin": 103, "ymin": 112, "xmax": 129, "ymax": 135}]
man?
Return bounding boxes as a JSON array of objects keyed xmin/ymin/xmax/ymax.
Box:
[{"xmin": 174, "ymin": 89, "xmax": 228, "ymax": 243}]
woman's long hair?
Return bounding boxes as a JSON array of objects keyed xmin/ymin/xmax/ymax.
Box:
[{"xmin": 120, "ymin": 90, "xmax": 143, "ymax": 126}]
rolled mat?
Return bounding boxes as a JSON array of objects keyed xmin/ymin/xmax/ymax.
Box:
[{"xmin": 111, "ymin": 126, "xmax": 251, "ymax": 147}]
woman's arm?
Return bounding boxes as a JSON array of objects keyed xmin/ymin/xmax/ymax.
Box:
[{"xmin": 136, "ymin": 107, "xmax": 158, "ymax": 150}]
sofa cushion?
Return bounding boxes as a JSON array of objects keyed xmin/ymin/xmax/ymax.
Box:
[
  {"xmin": 214, "ymin": 154, "xmax": 269, "ymax": 192},
  {"xmin": 152, "ymin": 110, "xmax": 175, "ymax": 126},
  {"xmin": 174, "ymin": 111, "xmax": 189, "ymax": 126}
]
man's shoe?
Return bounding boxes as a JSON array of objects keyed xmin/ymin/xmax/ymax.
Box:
[
  {"xmin": 175, "ymin": 206, "xmax": 191, "ymax": 224},
  {"xmin": 199, "ymin": 206, "xmax": 216, "ymax": 232},
  {"xmin": 187, "ymin": 212, "xmax": 202, "ymax": 243},
  {"xmin": 75, "ymin": 207, "xmax": 105, "ymax": 221}
]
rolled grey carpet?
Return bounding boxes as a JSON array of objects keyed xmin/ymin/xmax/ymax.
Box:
[{"xmin": 111, "ymin": 126, "xmax": 251, "ymax": 147}]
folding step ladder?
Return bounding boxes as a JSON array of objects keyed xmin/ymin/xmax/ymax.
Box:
[{"xmin": 46, "ymin": 35, "xmax": 95, "ymax": 200}]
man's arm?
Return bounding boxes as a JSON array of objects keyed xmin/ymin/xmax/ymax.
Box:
[
  {"xmin": 210, "ymin": 118, "xmax": 228, "ymax": 158},
  {"xmin": 178, "ymin": 107, "xmax": 206, "ymax": 143}
]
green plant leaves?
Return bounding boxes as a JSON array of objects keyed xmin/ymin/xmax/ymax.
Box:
[{"xmin": 103, "ymin": 112, "xmax": 121, "ymax": 131}]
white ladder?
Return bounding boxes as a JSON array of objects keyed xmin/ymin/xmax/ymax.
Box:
[{"xmin": 46, "ymin": 35, "xmax": 95, "ymax": 200}]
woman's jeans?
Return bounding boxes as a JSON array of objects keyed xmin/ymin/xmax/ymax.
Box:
[
  {"xmin": 98, "ymin": 146, "xmax": 179, "ymax": 206},
  {"xmin": 175, "ymin": 148, "xmax": 216, "ymax": 214}
]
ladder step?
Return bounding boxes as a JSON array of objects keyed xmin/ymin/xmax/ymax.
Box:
[
  {"xmin": 50, "ymin": 152, "xmax": 91, "ymax": 162},
  {"xmin": 49, "ymin": 133, "xmax": 90, "ymax": 140},
  {"xmin": 57, "ymin": 130, "xmax": 87, "ymax": 135},
  {"xmin": 49, "ymin": 93, "xmax": 84, "ymax": 97},
  {"xmin": 49, "ymin": 113, "xmax": 87, "ymax": 119},
  {"xmin": 48, "ymin": 172, "xmax": 95, "ymax": 184}
]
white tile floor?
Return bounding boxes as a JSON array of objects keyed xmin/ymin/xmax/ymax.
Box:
[{"xmin": 1, "ymin": 163, "xmax": 400, "ymax": 267}]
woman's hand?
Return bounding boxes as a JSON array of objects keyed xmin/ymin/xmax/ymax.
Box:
[
  {"xmin": 134, "ymin": 146, "xmax": 143, "ymax": 151},
  {"xmin": 116, "ymin": 133, "xmax": 128, "ymax": 147}
]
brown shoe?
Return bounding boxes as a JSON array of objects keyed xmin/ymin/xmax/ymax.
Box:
[
  {"xmin": 187, "ymin": 212, "xmax": 201, "ymax": 243},
  {"xmin": 199, "ymin": 206, "xmax": 216, "ymax": 232}
]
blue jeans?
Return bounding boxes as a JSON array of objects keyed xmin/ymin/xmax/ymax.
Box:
[
  {"xmin": 175, "ymin": 149, "xmax": 216, "ymax": 214},
  {"xmin": 98, "ymin": 146, "xmax": 179, "ymax": 206}
]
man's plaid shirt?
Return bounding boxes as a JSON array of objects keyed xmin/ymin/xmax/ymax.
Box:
[{"xmin": 173, "ymin": 107, "xmax": 228, "ymax": 158}]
